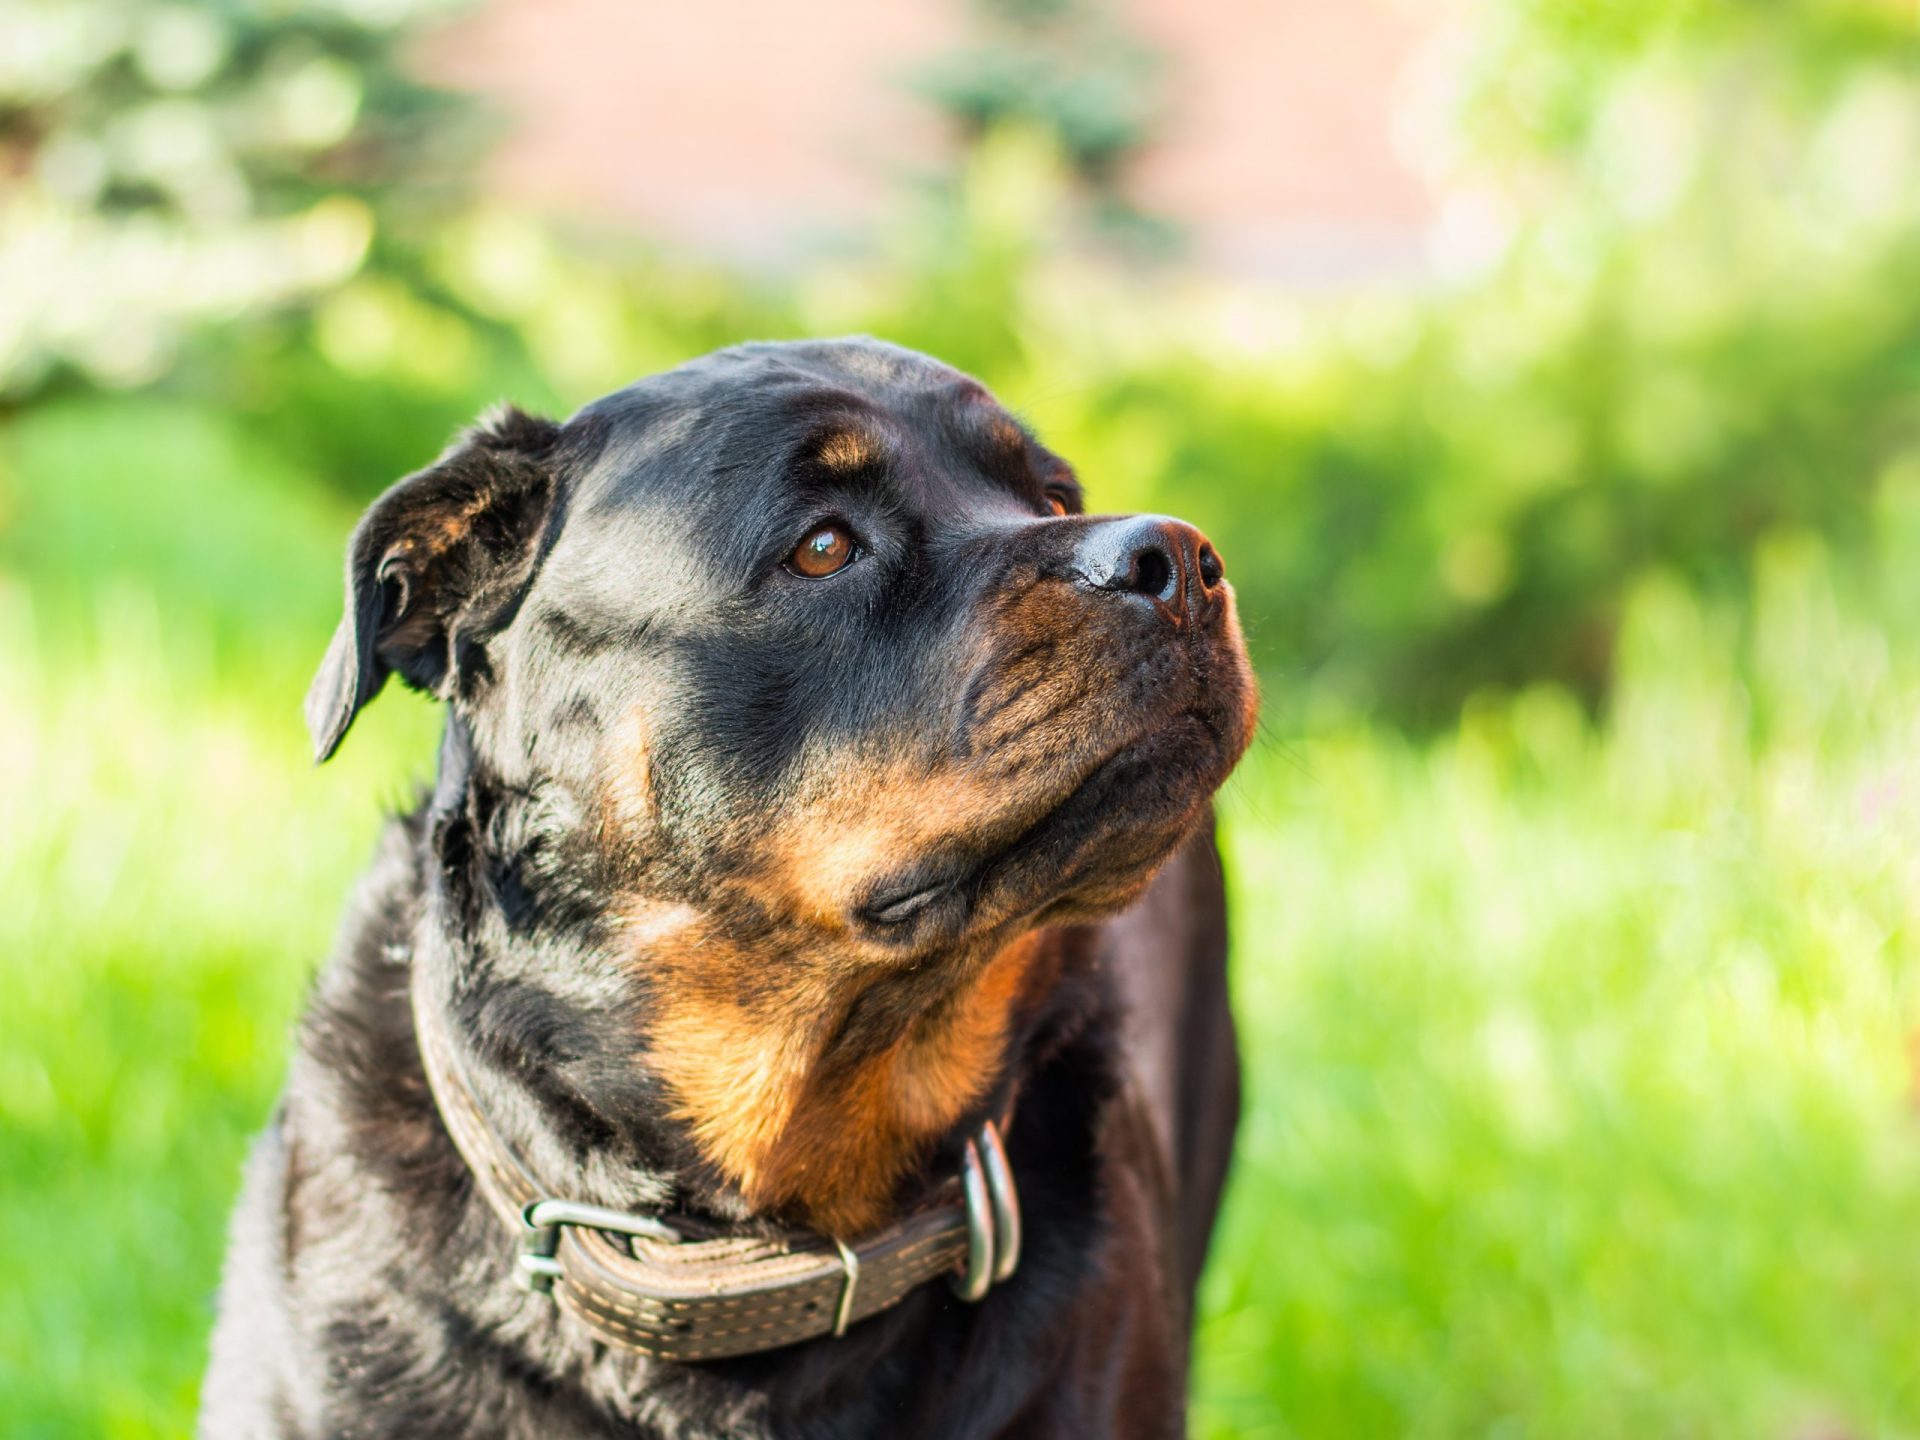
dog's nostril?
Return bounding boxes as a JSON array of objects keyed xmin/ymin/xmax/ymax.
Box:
[
  {"xmin": 1073, "ymin": 515, "xmax": 1212, "ymax": 610},
  {"xmin": 1130, "ymin": 546, "xmax": 1174, "ymax": 600}
]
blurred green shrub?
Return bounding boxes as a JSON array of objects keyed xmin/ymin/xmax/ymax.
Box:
[
  {"xmin": 909, "ymin": 0, "xmax": 1166, "ymax": 193},
  {"xmin": 0, "ymin": 0, "xmax": 483, "ymax": 398}
]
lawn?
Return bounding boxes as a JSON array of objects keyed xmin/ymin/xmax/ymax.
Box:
[
  {"xmin": 1197, "ymin": 556, "xmax": 1920, "ymax": 1437},
  {"xmin": 4, "ymin": 404, "xmax": 1919, "ymax": 1437}
]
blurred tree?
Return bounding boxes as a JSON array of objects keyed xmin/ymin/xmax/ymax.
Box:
[
  {"xmin": 908, "ymin": 0, "xmax": 1171, "ymax": 245},
  {"xmin": 0, "ymin": 0, "xmax": 484, "ymax": 400},
  {"xmin": 1371, "ymin": 0, "xmax": 1920, "ymax": 715}
]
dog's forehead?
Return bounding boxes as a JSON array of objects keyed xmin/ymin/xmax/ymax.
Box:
[
  {"xmin": 534, "ymin": 340, "xmax": 1023, "ymax": 614},
  {"xmin": 580, "ymin": 338, "xmax": 981, "ymax": 447},
  {"xmin": 566, "ymin": 341, "xmax": 1025, "ymax": 525}
]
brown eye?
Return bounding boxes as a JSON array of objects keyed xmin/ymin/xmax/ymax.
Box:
[
  {"xmin": 1045, "ymin": 492, "xmax": 1071, "ymax": 517},
  {"xmin": 787, "ymin": 523, "xmax": 857, "ymax": 578}
]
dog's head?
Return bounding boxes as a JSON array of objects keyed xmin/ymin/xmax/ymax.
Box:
[{"xmin": 311, "ymin": 338, "xmax": 1255, "ymax": 1232}]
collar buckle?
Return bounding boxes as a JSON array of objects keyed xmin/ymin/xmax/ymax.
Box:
[{"xmin": 518, "ymin": 1197, "xmax": 683, "ymax": 1293}]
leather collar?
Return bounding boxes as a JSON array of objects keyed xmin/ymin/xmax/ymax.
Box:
[{"xmin": 410, "ymin": 958, "xmax": 1022, "ymax": 1361}]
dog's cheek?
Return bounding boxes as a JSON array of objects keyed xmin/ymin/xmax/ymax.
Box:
[
  {"xmin": 958, "ymin": 579, "xmax": 1156, "ymax": 776},
  {"xmin": 589, "ymin": 703, "xmax": 680, "ymax": 888},
  {"xmin": 603, "ymin": 705, "xmax": 655, "ymax": 828},
  {"xmin": 759, "ymin": 757, "xmax": 1011, "ymax": 931}
]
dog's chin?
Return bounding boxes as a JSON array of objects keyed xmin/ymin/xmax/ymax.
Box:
[{"xmin": 855, "ymin": 707, "xmax": 1242, "ymax": 951}]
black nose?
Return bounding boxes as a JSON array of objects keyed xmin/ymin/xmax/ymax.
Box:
[{"xmin": 1071, "ymin": 514, "xmax": 1224, "ymax": 622}]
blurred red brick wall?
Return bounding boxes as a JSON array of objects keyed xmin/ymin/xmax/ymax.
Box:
[{"xmin": 427, "ymin": 0, "xmax": 1445, "ymax": 283}]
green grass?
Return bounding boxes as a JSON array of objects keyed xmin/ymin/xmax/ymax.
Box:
[
  {"xmin": 4, "ymin": 407, "xmax": 1919, "ymax": 1437},
  {"xmin": 1199, "ymin": 566, "xmax": 1920, "ymax": 1437},
  {"xmin": 0, "ymin": 608, "xmax": 441, "ymax": 1438}
]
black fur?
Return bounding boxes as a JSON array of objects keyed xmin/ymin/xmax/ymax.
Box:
[{"xmin": 203, "ymin": 339, "xmax": 1254, "ymax": 1438}]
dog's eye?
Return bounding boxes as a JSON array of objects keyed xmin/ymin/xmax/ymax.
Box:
[
  {"xmin": 787, "ymin": 523, "xmax": 858, "ymax": 578},
  {"xmin": 1044, "ymin": 491, "xmax": 1072, "ymax": 517}
]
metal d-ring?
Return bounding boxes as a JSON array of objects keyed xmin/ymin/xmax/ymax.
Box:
[
  {"xmin": 975, "ymin": 1120, "xmax": 1021, "ymax": 1283},
  {"xmin": 948, "ymin": 1136, "xmax": 997, "ymax": 1302},
  {"xmin": 518, "ymin": 1198, "xmax": 682, "ymax": 1293},
  {"xmin": 831, "ymin": 1237, "xmax": 862, "ymax": 1337}
]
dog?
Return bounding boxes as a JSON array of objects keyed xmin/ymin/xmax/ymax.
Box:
[{"xmin": 201, "ymin": 338, "xmax": 1257, "ymax": 1438}]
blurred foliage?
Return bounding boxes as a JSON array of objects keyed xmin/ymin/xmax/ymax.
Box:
[
  {"xmin": 1453, "ymin": 0, "xmax": 1920, "ymax": 168},
  {"xmin": 1346, "ymin": 0, "xmax": 1920, "ymax": 715},
  {"xmin": 909, "ymin": 0, "xmax": 1167, "ymax": 196},
  {"xmin": 0, "ymin": 0, "xmax": 482, "ymax": 397}
]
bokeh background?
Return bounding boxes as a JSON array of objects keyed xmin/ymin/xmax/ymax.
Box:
[{"xmin": 6, "ymin": 1, "xmax": 1920, "ymax": 1434}]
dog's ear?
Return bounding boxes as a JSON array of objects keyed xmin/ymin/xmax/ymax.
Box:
[{"xmin": 305, "ymin": 405, "xmax": 563, "ymax": 763}]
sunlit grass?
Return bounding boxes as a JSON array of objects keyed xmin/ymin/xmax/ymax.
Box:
[
  {"xmin": 2, "ymin": 544, "xmax": 1918, "ymax": 1437},
  {"xmin": 0, "ymin": 589, "xmax": 439, "ymax": 1438},
  {"xmin": 1199, "ymin": 550, "xmax": 1920, "ymax": 1438}
]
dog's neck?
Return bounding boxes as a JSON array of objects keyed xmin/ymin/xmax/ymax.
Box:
[
  {"xmin": 415, "ymin": 715, "xmax": 1081, "ymax": 1239},
  {"xmin": 290, "ymin": 787, "xmax": 1124, "ymax": 1433}
]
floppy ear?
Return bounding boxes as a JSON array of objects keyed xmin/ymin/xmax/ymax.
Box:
[{"xmin": 305, "ymin": 404, "xmax": 563, "ymax": 762}]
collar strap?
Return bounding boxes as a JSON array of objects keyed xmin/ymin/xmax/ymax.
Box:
[{"xmin": 410, "ymin": 961, "xmax": 1021, "ymax": 1361}]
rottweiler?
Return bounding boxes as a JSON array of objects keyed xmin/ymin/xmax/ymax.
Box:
[{"xmin": 201, "ymin": 338, "xmax": 1257, "ymax": 1439}]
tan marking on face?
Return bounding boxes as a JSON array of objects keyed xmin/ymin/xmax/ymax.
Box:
[
  {"xmin": 988, "ymin": 415, "xmax": 1027, "ymax": 454},
  {"xmin": 603, "ymin": 706, "xmax": 653, "ymax": 827},
  {"xmin": 763, "ymin": 764, "xmax": 1019, "ymax": 932},
  {"xmin": 816, "ymin": 428, "xmax": 882, "ymax": 472}
]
